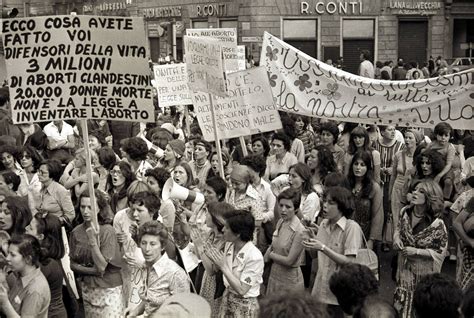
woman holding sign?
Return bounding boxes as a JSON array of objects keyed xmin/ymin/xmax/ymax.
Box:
[{"xmin": 69, "ymin": 189, "xmax": 123, "ymax": 317}]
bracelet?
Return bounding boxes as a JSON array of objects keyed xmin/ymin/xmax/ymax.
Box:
[
  {"xmin": 415, "ymin": 249, "xmax": 419, "ymax": 256},
  {"xmin": 320, "ymin": 244, "xmax": 326, "ymax": 252}
]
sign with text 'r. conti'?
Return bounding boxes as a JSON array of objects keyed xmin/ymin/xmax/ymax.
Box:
[
  {"xmin": 153, "ymin": 63, "xmax": 192, "ymax": 107},
  {"xmin": 184, "ymin": 35, "xmax": 227, "ymax": 97},
  {"xmin": 2, "ymin": 15, "xmax": 154, "ymax": 124},
  {"xmin": 194, "ymin": 67, "xmax": 282, "ymax": 141}
]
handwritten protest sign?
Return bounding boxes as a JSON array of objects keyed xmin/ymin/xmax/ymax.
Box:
[
  {"xmin": 237, "ymin": 45, "xmax": 246, "ymax": 71},
  {"xmin": 184, "ymin": 35, "xmax": 227, "ymax": 97},
  {"xmin": 186, "ymin": 28, "xmax": 238, "ymax": 73},
  {"xmin": 153, "ymin": 63, "xmax": 192, "ymax": 107},
  {"xmin": 261, "ymin": 32, "xmax": 473, "ymax": 129},
  {"xmin": 2, "ymin": 16, "xmax": 154, "ymax": 124},
  {"xmin": 193, "ymin": 67, "xmax": 282, "ymax": 141}
]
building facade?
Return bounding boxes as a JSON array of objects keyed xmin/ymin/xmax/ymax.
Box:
[{"xmin": 2, "ymin": 0, "xmax": 473, "ymax": 75}]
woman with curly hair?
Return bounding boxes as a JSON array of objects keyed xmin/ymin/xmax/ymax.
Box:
[
  {"xmin": 265, "ymin": 132, "xmax": 298, "ymax": 181},
  {"xmin": 19, "ymin": 145, "xmax": 44, "ymax": 214},
  {"xmin": 344, "ymin": 126, "xmax": 381, "ymax": 184},
  {"xmin": 348, "ymin": 150, "xmax": 383, "ymax": 250},
  {"xmin": 121, "ymin": 137, "xmax": 153, "ymax": 181},
  {"xmin": 307, "ymin": 144, "xmax": 337, "ymax": 196},
  {"xmin": 70, "ymin": 189, "xmax": 123, "ymax": 317},
  {"xmin": 0, "ymin": 144, "xmax": 28, "ymax": 196},
  {"xmin": 414, "ymin": 149, "xmax": 446, "ymax": 181},
  {"xmin": 320, "ymin": 121, "xmax": 346, "ymax": 173},
  {"xmin": 392, "ymin": 180, "xmax": 448, "ymax": 318},
  {"xmin": 108, "ymin": 161, "xmax": 136, "ymax": 214}
]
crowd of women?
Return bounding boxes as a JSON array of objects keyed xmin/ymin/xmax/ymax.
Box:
[{"xmin": 0, "ymin": 84, "xmax": 473, "ymax": 317}]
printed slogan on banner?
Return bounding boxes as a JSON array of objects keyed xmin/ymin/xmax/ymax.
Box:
[{"xmin": 3, "ymin": 16, "xmax": 154, "ymax": 124}]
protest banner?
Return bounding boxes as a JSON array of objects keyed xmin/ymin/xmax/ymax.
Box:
[
  {"xmin": 193, "ymin": 66, "xmax": 282, "ymax": 142},
  {"xmin": 261, "ymin": 32, "xmax": 473, "ymax": 129},
  {"xmin": 186, "ymin": 28, "xmax": 238, "ymax": 72},
  {"xmin": 184, "ymin": 35, "xmax": 227, "ymax": 97},
  {"xmin": 153, "ymin": 63, "xmax": 192, "ymax": 107},
  {"xmin": 2, "ymin": 15, "xmax": 154, "ymax": 124}
]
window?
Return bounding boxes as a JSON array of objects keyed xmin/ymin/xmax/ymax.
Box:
[
  {"xmin": 282, "ymin": 18, "xmax": 318, "ymax": 58},
  {"xmin": 219, "ymin": 18, "xmax": 238, "ymax": 30},
  {"xmin": 342, "ymin": 18, "xmax": 376, "ymax": 75},
  {"xmin": 192, "ymin": 20, "xmax": 208, "ymax": 29}
]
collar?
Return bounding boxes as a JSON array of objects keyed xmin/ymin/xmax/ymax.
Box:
[
  {"xmin": 20, "ymin": 267, "xmax": 41, "ymax": 287},
  {"xmin": 288, "ymin": 215, "xmax": 302, "ymax": 232},
  {"xmin": 151, "ymin": 252, "xmax": 171, "ymax": 276},
  {"xmin": 42, "ymin": 180, "xmax": 56, "ymax": 193},
  {"xmin": 245, "ymin": 184, "xmax": 260, "ymax": 200},
  {"xmin": 322, "ymin": 216, "xmax": 348, "ymax": 231}
]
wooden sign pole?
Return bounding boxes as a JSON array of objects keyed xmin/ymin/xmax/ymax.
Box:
[
  {"xmin": 208, "ymin": 94, "xmax": 225, "ymax": 179},
  {"xmin": 80, "ymin": 120, "xmax": 99, "ymax": 232}
]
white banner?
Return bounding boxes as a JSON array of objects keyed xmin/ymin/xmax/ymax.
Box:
[
  {"xmin": 153, "ymin": 63, "xmax": 192, "ymax": 107},
  {"xmin": 261, "ymin": 32, "xmax": 473, "ymax": 129},
  {"xmin": 194, "ymin": 67, "xmax": 282, "ymax": 141}
]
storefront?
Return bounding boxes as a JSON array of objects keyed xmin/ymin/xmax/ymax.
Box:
[{"xmin": 449, "ymin": 0, "xmax": 474, "ymax": 58}]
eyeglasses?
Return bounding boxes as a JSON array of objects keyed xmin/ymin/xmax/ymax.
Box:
[
  {"xmin": 21, "ymin": 154, "xmax": 31, "ymax": 159},
  {"xmin": 110, "ymin": 170, "xmax": 123, "ymax": 175},
  {"xmin": 37, "ymin": 169, "xmax": 49, "ymax": 175}
]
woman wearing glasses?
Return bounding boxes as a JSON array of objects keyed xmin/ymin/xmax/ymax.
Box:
[{"xmin": 37, "ymin": 159, "xmax": 75, "ymax": 228}]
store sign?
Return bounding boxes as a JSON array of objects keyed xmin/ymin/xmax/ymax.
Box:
[
  {"xmin": 242, "ymin": 36, "xmax": 262, "ymax": 43},
  {"xmin": 83, "ymin": 0, "xmax": 132, "ymax": 13},
  {"xmin": 144, "ymin": 6, "xmax": 182, "ymax": 18},
  {"xmin": 388, "ymin": 0, "xmax": 442, "ymax": 15},
  {"xmin": 196, "ymin": 3, "xmax": 227, "ymax": 17},
  {"xmin": 301, "ymin": 1, "xmax": 363, "ymax": 15}
]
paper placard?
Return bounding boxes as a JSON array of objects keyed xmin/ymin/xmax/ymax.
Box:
[
  {"xmin": 186, "ymin": 28, "xmax": 238, "ymax": 73},
  {"xmin": 237, "ymin": 45, "xmax": 246, "ymax": 71},
  {"xmin": 3, "ymin": 16, "xmax": 154, "ymax": 124},
  {"xmin": 194, "ymin": 66, "xmax": 282, "ymax": 141},
  {"xmin": 184, "ymin": 35, "xmax": 227, "ymax": 97},
  {"xmin": 60, "ymin": 227, "xmax": 79, "ymax": 299},
  {"xmin": 153, "ymin": 63, "xmax": 192, "ymax": 107}
]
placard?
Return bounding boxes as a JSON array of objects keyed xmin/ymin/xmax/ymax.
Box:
[
  {"xmin": 237, "ymin": 45, "xmax": 246, "ymax": 71},
  {"xmin": 153, "ymin": 63, "xmax": 192, "ymax": 107},
  {"xmin": 261, "ymin": 31, "xmax": 473, "ymax": 129},
  {"xmin": 194, "ymin": 67, "xmax": 282, "ymax": 141},
  {"xmin": 184, "ymin": 35, "xmax": 227, "ymax": 96},
  {"xmin": 3, "ymin": 16, "xmax": 154, "ymax": 124},
  {"xmin": 186, "ymin": 28, "xmax": 238, "ymax": 73}
]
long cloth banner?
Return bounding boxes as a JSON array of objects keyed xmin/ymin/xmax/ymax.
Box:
[{"xmin": 261, "ymin": 32, "xmax": 473, "ymax": 129}]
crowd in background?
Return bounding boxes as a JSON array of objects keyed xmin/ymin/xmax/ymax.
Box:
[{"xmin": 0, "ymin": 54, "xmax": 473, "ymax": 318}]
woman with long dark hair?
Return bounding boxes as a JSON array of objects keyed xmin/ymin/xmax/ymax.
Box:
[
  {"xmin": 348, "ymin": 150, "xmax": 383, "ymax": 250},
  {"xmin": 70, "ymin": 189, "xmax": 123, "ymax": 317},
  {"xmin": 26, "ymin": 213, "xmax": 66, "ymax": 317},
  {"xmin": 307, "ymin": 144, "xmax": 337, "ymax": 196},
  {"xmin": 108, "ymin": 161, "xmax": 136, "ymax": 214},
  {"xmin": 344, "ymin": 126, "xmax": 381, "ymax": 184},
  {"xmin": 19, "ymin": 146, "xmax": 43, "ymax": 214}
]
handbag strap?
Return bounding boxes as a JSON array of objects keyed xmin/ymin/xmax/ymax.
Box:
[{"xmin": 359, "ymin": 229, "xmax": 374, "ymax": 263}]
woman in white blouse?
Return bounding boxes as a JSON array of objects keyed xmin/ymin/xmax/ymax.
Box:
[{"xmin": 206, "ymin": 210, "xmax": 264, "ymax": 318}]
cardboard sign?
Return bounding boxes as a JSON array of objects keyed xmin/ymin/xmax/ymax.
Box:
[
  {"xmin": 184, "ymin": 35, "xmax": 227, "ymax": 97},
  {"xmin": 186, "ymin": 28, "xmax": 238, "ymax": 73},
  {"xmin": 3, "ymin": 16, "xmax": 154, "ymax": 124},
  {"xmin": 153, "ymin": 63, "xmax": 192, "ymax": 107},
  {"xmin": 261, "ymin": 31, "xmax": 473, "ymax": 129},
  {"xmin": 194, "ymin": 67, "xmax": 282, "ymax": 141}
]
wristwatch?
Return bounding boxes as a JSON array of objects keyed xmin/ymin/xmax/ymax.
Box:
[{"xmin": 320, "ymin": 244, "xmax": 326, "ymax": 252}]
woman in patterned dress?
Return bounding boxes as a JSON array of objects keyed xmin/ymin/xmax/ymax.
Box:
[{"xmin": 392, "ymin": 179, "xmax": 448, "ymax": 318}]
